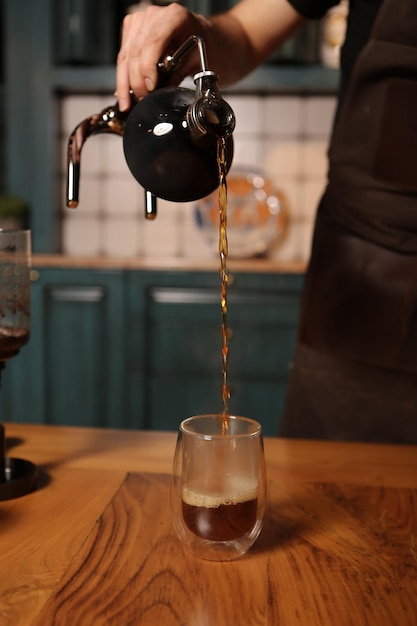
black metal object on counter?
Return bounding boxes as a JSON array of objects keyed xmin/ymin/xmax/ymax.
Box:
[{"xmin": 0, "ymin": 423, "xmax": 37, "ymax": 501}]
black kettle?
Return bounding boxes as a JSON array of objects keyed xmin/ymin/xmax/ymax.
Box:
[{"xmin": 66, "ymin": 35, "xmax": 235, "ymax": 219}]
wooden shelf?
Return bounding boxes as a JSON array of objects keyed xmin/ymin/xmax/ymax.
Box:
[
  {"xmin": 52, "ymin": 64, "xmax": 339, "ymax": 96},
  {"xmin": 32, "ymin": 254, "xmax": 306, "ymax": 275},
  {"xmin": 229, "ymin": 64, "xmax": 339, "ymax": 95},
  {"xmin": 53, "ymin": 66, "xmax": 117, "ymax": 94}
]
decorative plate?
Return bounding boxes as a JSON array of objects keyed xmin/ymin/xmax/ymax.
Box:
[{"xmin": 195, "ymin": 168, "xmax": 290, "ymax": 258}]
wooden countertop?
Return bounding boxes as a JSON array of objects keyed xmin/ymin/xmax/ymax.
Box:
[
  {"xmin": 31, "ymin": 254, "xmax": 306, "ymax": 274},
  {"xmin": 1, "ymin": 423, "xmax": 416, "ymax": 625}
]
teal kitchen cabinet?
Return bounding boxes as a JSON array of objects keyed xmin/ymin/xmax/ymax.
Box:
[
  {"xmin": 0, "ymin": 268, "xmax": 127, "ymax": 428},
  {"xmin": 127, "ymin": 270, "xmax": 303, "ymax": 436},
  {"xmin": 0, "ymin": 266, "xmax": 303, "ymax": 435}
]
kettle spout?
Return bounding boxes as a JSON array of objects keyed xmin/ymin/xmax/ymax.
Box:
[
  {"xmin": 66, "ymin": 104, "xmax": 127, "ymax": 208},
  {"xmin": 187, "ymin": 71, "xmax": 235, "ymax": 143},
  {"xmin": 157, "ymin": 35, "xmax": 235, "ymax": 142}
]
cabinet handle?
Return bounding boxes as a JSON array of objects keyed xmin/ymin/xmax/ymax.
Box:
[
  {"xmin": 151, "ymin": 288, "xmax": 220, "ymax": 304},
  {"xmin": 48, "ymin": 286, "xmax": 106, "ymax": 303},
  {"xmin": 30, "ymin": 269, "xmax": 40, "ymax": 282}
]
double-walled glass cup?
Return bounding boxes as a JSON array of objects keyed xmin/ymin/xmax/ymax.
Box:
[{"xmin": 171, "ymin": 414, "xmax": 266, "ymax": 561}]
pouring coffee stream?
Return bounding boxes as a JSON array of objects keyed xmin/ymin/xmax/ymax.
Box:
[{"xmin": 66, "ymin": 35, "xmax": 235, "ymax": 219}]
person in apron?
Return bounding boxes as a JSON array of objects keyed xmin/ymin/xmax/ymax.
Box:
[
  {"xmin": 116, "ymin": 0, "xmax": 417, "ymax": 443},
  {"xmin": 280, "ymin": 0, "xmax": 417, "ymax": 443}
]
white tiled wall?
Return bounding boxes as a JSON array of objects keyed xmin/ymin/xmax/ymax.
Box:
[{"xmin": 60, "ymin": 93, "xmax": 337, "ymax": 261}]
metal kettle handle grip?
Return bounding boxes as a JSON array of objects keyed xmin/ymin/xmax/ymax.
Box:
[{"xmin": 157, "ymin": 35, "xmax": 208, "ymax": 75}]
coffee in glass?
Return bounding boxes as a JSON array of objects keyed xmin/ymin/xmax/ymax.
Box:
[{"xmin": 171, "ymin": 414, "xmax": 266, "ymax": 560}]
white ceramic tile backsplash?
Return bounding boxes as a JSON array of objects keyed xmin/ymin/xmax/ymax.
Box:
[
  {"xmin": 226, "ymin": 95, "xmax": 262, "ymax": 135},
  {"xmin": 102, "ymin": 176, "xmax": 142, "ymax": 217},
  {"xmin": 263, "ymin": 140, "xmax": 300, "ymax": 178},
  {"xmin": 61, "ymin": 96, "xmax": 104, "ymax": 136},
  {"xmin": 102, "ymin": 217, "xmax": 143, "ymax": 258},
  {"xmin": 302, "ymin": 96, "xmax": 337, "ymax": 136},
  {"xmin": 102, "ymin": 135, "xmax": 130, "ymax": 173},
  {"xmin": 62, "ymin": 214, "xmax": 103, "ymax": 256},
  {"xmin": 230, "ymin": 138, "xmax": 261, "ymax": 170},
  {"xmin": 59, "ymin": 93, "xmax": 337, "ymax": 261},
  {"xmin": 302, "ymin": 140, "xmax": 329, "ymax": 178},
  {"xmin": 263, "ymin": 96, "xmax": 302, "ymax": 136},
  {"xmin": 142, "ymin": 201, "xmax": 182, "ymax": 257}
]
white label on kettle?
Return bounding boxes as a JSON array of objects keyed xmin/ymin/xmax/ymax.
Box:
[{"xmin": 153, "ymin": 122, "xmax": 174, "ymax": 136}]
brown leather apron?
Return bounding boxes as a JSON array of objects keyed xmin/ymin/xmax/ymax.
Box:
[{"xmin": 299, "ymin": 0, "xmax": 417, "ymax": 373}]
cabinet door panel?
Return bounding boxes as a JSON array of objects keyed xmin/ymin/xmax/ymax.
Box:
[
  {"xmin": 149, "ymin": 286, "xmax": 299, "ymax": 323},
  {"xmin": 150, "ymin": 321, "xmax": 220, "ymax": 374},
  {"xmin": 0, "ymin": 269, "xmax": 126, "ymax": 428},
  {"xmin": 148, "ymin": 375, "xmax": 288, "ymax": 436},
  {"xmin": 41, "ymin": 272, "xmax": 126, "ymax": 428},
  {"xmin": 228, "ymin": 325, "xmax": 297, "ymax": 377},
  {"xmin": 148, "ymin": 286, "xmax": 299, "ymax": 377},
  {"xmin": 227, "ymin": 379, "xmax": 288, "ymax": 436},
  {"xmin": 150, "ymin": 320, "xmax": 296, "ymax": 377},
  {"xmin": 44, "ymin": 285, "xmax": 108, "ymax": 427},
  {"xmin": 141, "ymin": 273, "xmax": 303, "ymax": 435},
  {"xmin": 147, "ymin": 375, "xmax": 221, "ymax": 431}
]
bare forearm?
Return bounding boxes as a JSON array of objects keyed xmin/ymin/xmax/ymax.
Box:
[
  {"xmin": 207, "ymin": 0, "xmax": 306, "ymax": 84},
  {"xmin": 116, "ymin": 0, "xmax": 306, "ymax": 109}
]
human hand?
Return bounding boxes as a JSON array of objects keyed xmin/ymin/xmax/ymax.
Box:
[{"xmin": 116, "ymin": 3, "xmax": 208, "ymax": 111}]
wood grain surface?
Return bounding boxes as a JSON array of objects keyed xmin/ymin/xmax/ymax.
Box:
[
  {"xmin": 32, "ymin": 254, "xmax": 306, "ymax": 275},
  {"xmin": 33, "ymin": 473, "xmax": 417, "ymax": 625},
  {"xmin": 0, "ymin": 467, "xmax": 125, "ymax": 624},
  {"xmin": 1, "ymin": 424, "xmax": 417, "ymax": 625}
]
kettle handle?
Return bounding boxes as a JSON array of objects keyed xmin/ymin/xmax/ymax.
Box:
[
  {"xmin": 66, "ymin": 104, "xmax": 129, "ymax": 208},
  {"xmin": 157, "ymin": 34, "xmax": 209, "ymax": 75}
]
